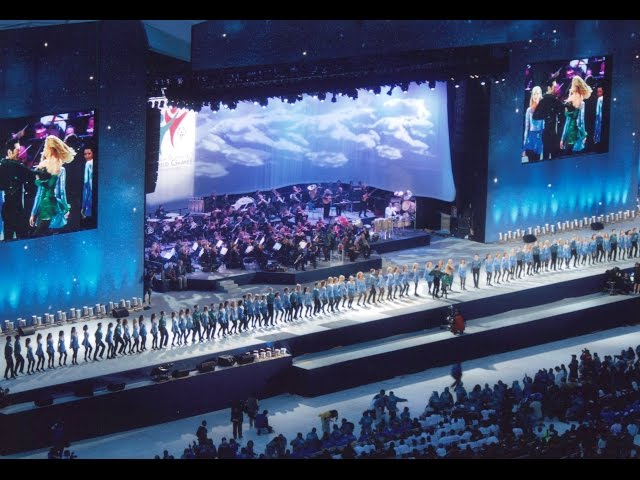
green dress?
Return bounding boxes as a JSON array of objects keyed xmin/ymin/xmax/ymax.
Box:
[
  {"xmin": 33, "ymin": 170, "xmax": 68, "ymax": 224},
  {"xmin": 562, "ymin": 105, "xmax": 586, "ymax": 152}
]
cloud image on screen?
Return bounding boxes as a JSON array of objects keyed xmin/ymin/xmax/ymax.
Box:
[{"xmin": 148, "ymin": 81, "xmax": 455, "ymax": 207}]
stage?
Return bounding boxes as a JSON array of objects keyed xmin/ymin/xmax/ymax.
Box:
[
  {"xmin": 1, "ymin": 215, "xmax": 639, "ymax": 454},
  {"xmin": 0, "ymin": 245, "xmax": 636, "ymax": 453}
]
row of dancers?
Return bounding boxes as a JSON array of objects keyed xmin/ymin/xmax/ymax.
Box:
[{"xmin": 4, "ymin": 229, "xmax": 639, "ymax": 378}]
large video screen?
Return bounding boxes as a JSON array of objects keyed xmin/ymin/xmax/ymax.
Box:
[
  {"xmin": 146, "ymin": 81, "xmax": 455, "ymax": 208},
  {"xmin": 0, "ymin": 110, "xmax": 97, "ymax": 241},
  {"xmin": 521, "ymin": 56, "xmax": 610, "ymax": 163}
]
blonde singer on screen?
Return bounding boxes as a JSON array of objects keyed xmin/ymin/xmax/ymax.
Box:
[
  {"xmin": 522, "ymin": 86, "xmax": 544, "ymax": 163},
  {"xmin": 30, "ymin": 135, "xmax": 75, "ymax": 235}
]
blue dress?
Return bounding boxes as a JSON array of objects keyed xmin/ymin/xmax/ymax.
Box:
[
  {"xmin": 523, "ymin": 107, "xmax": 544, "ymax": 154},
  {"xmin": 81, "ymin": 160, "xmax": 93, "ymax": 217}
]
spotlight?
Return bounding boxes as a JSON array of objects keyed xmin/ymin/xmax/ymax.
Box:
[
  {"xmin": 400, "ymin": 82, "xmax": 409, "ymax": 92},
  {"xmin": 372, "ymin": 86, "xmax": 381, "ymax": 95},
  {"xmin": 387, "ymin": 86, "xmax": 395, "ymax": 96},
  {"xmin": 480, "ymin": 81, "xmax": 486, "ymax": 86},
  {"xmin": 318, "ymin": 92, "xmax": 326, "ymax": 102},
  {"xmin": 331, "ymin": 93, "xmax": 337, "ymax": 103},
  {"xmin": 428, "ymin": 80, "xmax": 436, "ymax": 90},
  {"xmin": 454, "ymin": 84, "xmax": 460, "ymax": 89}
]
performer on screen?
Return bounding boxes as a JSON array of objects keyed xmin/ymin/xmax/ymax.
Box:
[
  {"xmin": 522, "ymin": 86, "xmax": 544, "ymax": 163},
  {"xmin": 81, "ymin": 145, "xmax": 94, "ymax": 225},
  {"xmin": 1, "ymin": 139, "xmax": 34, "ymax": 240},
  {"xmin": 29, "ymin": 135, "xmax": 75, "ymax": 236},
  {"xmin": 533, "ymin": 78, "xmax": 565, "ymax": 160},
  {"xmin": 560, "ymin": 76, "xmax": 592, "ymax": 153}
]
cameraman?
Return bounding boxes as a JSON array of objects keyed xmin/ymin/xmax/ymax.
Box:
[{"xmin": 451, "ymin": 309, "xmax": 465, "ymax": 335}]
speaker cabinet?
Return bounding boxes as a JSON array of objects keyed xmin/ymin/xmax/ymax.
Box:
[
  {"xmin": 235, "ymin": 353, "xmax": 256, "ymax": 365},
  {"xmin": 18, "ymin": 326, "xmax": 36, "ymax": 336},
  {"xmin": 217, "ymin": 355, "xmax": 236, "ymax": 367},
  {"xmin": 171, "ymin": 369, "xmax": 190, "ymax": 379},
  {"xmin": 111, "ymin": 307, "xmax": 129, "ymax": 318},
  {"xmin": 197, "ymin": 360, "xmax": 216, "ymax": 373}
]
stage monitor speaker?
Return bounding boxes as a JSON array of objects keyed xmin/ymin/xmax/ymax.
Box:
[
  {"xmin": 235, "ymin": 353, "xmax": 255, "ymax": 365},
  {"xmin": 523, "ymin": 234, "xmax": 537, "ymax": 244},
  {"xmin": 107, "ymin": 382, "xmax": 125, "ymax": 392},
  {"xmin": 18, "ymin": 326, "xmax": 36, "ymax": 336},
  {"xmin": 34, "ymin": 396, "xmax": 53, "ymax": 407},
  {"xmin": 197, "ymin": 360, "xmax": 217, "ymax": 373},
  {"xmin": 111, "ymin": 307, "xmax": 129, "ymax": 319},
  {"xmin": 171, "ymin": 369, "xmax": 190, "ymax": 379},
  {"xmin": 591, "ymin": 222, "xmax": 604, "ymax": 231},
  {"xmin": 217, "ymin": 355, "xmax": 236, "ymax": 367}
]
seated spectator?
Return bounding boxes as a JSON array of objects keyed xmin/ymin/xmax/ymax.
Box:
[
  {"xmin": 339, "ymin": 417, "xmax": 355, "ymax": 436},
  {"xmin": 162, "ymin": 449, "xmax": 174, "ymax": 459},
  {"xmin": 305, "ymin": 427, "xmax": 321, "ymax": 452},
  {"xmin": 290, "ymin": 432, "xmax": 305, "ymax": 453},
  {"xmin": 359, "ymin": 410, "xmax": 374, "ymax": 435},
  {"xmin": 341, "ymin": 441, "xmax": 356, "ymax": 459},
  {"xmin": 255, "ymin": 409, "xmax": 274, "ymax": 435}
]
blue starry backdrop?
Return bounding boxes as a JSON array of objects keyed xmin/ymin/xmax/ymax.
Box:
[
  {"xmin": 485, "ymin": 21, "xmax": 639, "ymax": 241},
  {"xmin": 0, "ymin": 21, "xmax": 146, "ymax": 325}
]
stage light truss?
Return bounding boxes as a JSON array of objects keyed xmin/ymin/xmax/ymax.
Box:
[{"xmin": 153, "ymin": 45, "xmax": 509, "ymax": 108}]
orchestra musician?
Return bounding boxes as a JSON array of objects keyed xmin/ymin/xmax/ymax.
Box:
[
  {"xmin": 322, "ymin": 189, "xmax": 332, "ymax": 220},
  {"xmin": 333, "ymin": 186, "xmax": 345, "ymax": 216},
  {"xmin": 290, "ymin": 185, "xmax": 302, "ymax": 204},
  {"xmin": 306, "ymin": 184, "xmax": 319, "ymax": 210},
  {"xmin": 357, "ymin": 232, "xmax": 371, "ymax": 259},
  {"xmin": 385, "ymin": 200, "xmax": 398, "ymax": 218},
  {"xmin": 255, "ymin": 191, "xmax": 270, "ymax": 210},
  {"xmin": 356, "ymin": 185, "xmax": 368, "ymax": 218}
]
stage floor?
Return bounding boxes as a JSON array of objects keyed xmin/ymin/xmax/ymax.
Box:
[
  {"xmin": 2, "ymin": 215, "xmax": 638, "ymax": 395},
  {"xmin": 2, "ymin": 242, "xmax": 635, "ymax": 397},
  {"xmin": 293, "ymin": 292, "xmax": 628, "ymax": 370}
]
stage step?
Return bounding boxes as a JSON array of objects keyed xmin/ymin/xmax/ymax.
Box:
[
  {"xmin": 290, "ymin": 292, "xmax": 640, "ymax": 397},
  {"xmin": 216, "ymin": 279, "xmax": 242, "ymax": 294}
]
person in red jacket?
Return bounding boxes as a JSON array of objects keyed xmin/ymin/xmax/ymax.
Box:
[{"xmin": 451, "ymin": 309, "xmax": 465, "ymax": 335}]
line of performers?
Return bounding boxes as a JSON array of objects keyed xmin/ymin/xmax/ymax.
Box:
[{"xmin": 6, "ymin": 227, "xmax": 639, "ymax": 377}]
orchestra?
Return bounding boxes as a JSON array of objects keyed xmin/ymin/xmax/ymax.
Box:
[{"xmin": 143, "ymin": 181, "xmax": 417, "ymax": 277}]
